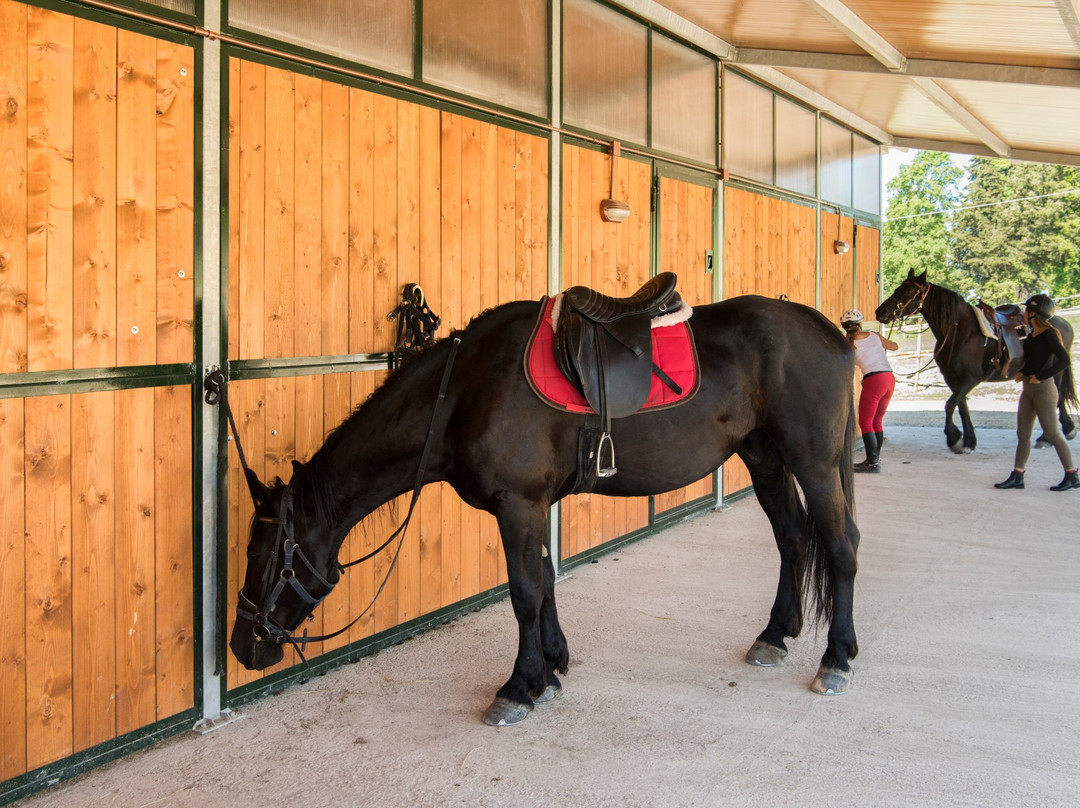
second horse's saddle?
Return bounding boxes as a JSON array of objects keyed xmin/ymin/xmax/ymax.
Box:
[
  {"xmin": 976, "ymin": 300, "xmax": 1026, "ymax": 378},
  {"xmin": 553, "ymin": 272, "xmax": 685, "ymax": 477}
]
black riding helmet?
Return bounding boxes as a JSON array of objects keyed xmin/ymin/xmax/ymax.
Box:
[{"xmin": 1024, "ymin": 293, "xmax": 1055, "ymax": 321}]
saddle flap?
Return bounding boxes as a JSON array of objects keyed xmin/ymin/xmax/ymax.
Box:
[{"xmin": 564, "ymin": 312, "xmax": 653, "ymax": 419}]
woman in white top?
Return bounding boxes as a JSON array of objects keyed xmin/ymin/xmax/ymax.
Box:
[{"xmin": 840, "ymin": 309, "xmax": 899, "ymax": 473}]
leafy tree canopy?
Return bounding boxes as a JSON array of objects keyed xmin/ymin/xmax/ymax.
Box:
[{"xmin": 883, "ymin": 152, "xmax": 1080, "ymax": 306}]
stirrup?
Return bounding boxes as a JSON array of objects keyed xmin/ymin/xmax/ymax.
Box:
[{"xmin": 596, "ymin": 432, "xmax": 617, "ymax": 477}]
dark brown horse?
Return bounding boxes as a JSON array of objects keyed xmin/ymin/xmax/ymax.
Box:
[
  {"xmin": 877, "ymin": 270, "xmax": 1077, "ymax": 453},
  {"xmin": 228, "ymin": 293, "xmax": 861, "ymax": 725}
]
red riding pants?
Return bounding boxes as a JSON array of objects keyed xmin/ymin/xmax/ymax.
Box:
[{"xmin": 858, "ymin": 371, "xmax": 895, "ymax": 434}]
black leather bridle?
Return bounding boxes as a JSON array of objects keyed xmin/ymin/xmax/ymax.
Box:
[
  {"xmin": 881, "ymin": 279, "xmax": 931, "ymax": 323},
  {"xmin": 205, "ymin": 335, "xmax": 462, "ymax": 665},
  {"xmin": 234, "ymin": 486, "xmax": 337, "ymax": 659}
]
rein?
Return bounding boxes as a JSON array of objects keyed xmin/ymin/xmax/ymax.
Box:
[{"xmin": 204, "ymin": 335, "xmax": 463, "ymax": 663}]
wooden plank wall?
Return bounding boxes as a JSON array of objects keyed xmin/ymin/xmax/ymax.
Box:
[
  {"xmin": 558, "ymin": 144, "xmax": 652, "ymax": 560},
  {"xmin": 652, "ymin": 175, "xmax": 714, "ymax": 515},
  {"xmin": 225, "ymin": 60, "xmax": 550, "ymax": 686},
  {"xmin": 722, "ymin": 186, "xmax": 819, "ymax": 494},
  {"xmin": 0, "ymin": 389, "xmax": 194, "ymax": 778},
  {"xmin": 855, "ymin": 224, "xmax": 881, "ymax": 317},
  {"xmin": 819, "ymin": 208, "xmax": 856, "ymax": 326},
  {"xmin": 0, "ymin": 2, "xmax": 195, "ymax": 782}
]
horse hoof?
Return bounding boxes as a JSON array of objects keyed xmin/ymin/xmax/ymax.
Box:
[
  {"xmin": 745, "ymin": 639, "xmax": 788, "ymax": 667},
  {"xmin": 811, "ymin": 665, "xmax": 852, "ymax": 695},
  {"xmin": 482, "ymin": 697, "xmax": 532, "ymax": 726},
  {"xmin": 534, "ymin": 684, "xmax": 561, "ymax": 705}
]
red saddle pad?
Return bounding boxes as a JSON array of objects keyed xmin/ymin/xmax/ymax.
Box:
[{"xmin": 523, "ymin": 296, "xmax": 699, "ymax": 414}]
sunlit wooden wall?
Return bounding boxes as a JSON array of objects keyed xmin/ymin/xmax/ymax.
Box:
[
  {"xmin": 0, "ymin": 3, "xmax": 195, "ymax": 781},
  {"xmin": 225, "ymin": 59, "xmax": 550, "ymax": 687}
]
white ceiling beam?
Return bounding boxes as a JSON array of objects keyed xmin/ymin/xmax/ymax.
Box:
[
  {"xmin": 908, "ymin": 78, "xmax": 1011, "ymax": 157},
  {"xmin": 736, "ymin": 65, "xmax": 892, "ymax": 143},
  {"xmin": 799, "ymin": 0, "xmax": 907, "ymax": 71},
  {"xmin": 1053, "ymin": 0, "xmax": 1080, "ymax": 54},
  {"xmin": 892, "ymin": 136, "xmax": 1080, "ymax": 167},
  {"xmin": 734, "ymin": 48, "xmax": 1080, "ymax": 88},
  {"xmin": 605, "ymin": 0, "xmax": 737, "ymax": 59},
  {"xmin": 797, "ymin": 1, "xmax": 1014, "ymax": 158}
]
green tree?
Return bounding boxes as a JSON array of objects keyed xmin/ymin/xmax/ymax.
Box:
[
  {"xmin": 952, "ymin": 158, "xmax": 1080, "ymax": 302},
  {"xmin": 882, "ymin": 151, "xmax": 964, "ymax": 295}
]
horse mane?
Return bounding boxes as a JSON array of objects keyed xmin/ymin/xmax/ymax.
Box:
[{"xmin": 294, "ymin": 304, "xmax": 521, "ymax": 526}]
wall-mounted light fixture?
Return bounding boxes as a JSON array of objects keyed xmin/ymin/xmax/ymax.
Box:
[
  {"xmin": 832, "ymin": 204, "xmax": 849, "ymax": 253},
  {"xmin": 600, "ymin": 141, "xmax": 631, "ymax": 223}
]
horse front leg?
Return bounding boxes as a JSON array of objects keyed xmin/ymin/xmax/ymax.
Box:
[
  {"xmin": 943, "ymin": 391, "xmax": 963, "ymax": 451},
  {"xmin": 483, "ymin": 496, "xmax": 563, "ymax": 726},
  {"xmin": 956, "ymin": 395, "xmax": 978, "ymax": 452}
]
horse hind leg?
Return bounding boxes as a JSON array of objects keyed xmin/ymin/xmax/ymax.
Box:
[
  {"xmin": 798, "ymin": 476, "xmax": 860, "ymax": 695},
  {"xmin": 739, "ymin": 437, "xmax": 807, "ymax": 669}
]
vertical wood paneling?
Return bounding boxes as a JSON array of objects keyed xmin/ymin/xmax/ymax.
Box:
[
  {"xmin": 237, "ymin": 60, "xmax": 265, "ymax": 360},
  {"xmin": 264, "ymin": 67, "xmax": 295, "ymax": 360},
  {"xmin": 321, "ymin": 81, "xmax": 349, "ymax": 356},
  {"xmin": 23, "ymin": 395, "xmax": 73, "ymax": 770},
  {"xmin": 155, "ymin": 41, "xmax": 194, "ymax": 364},
  {"xmin": 113, "ymin": 387, "xmax": 156, "ymax": 734},
  {"xmin": 72, "ymin": 19, "xmax": 116, "ymax": 370},
  {"xmin": 2, "ymin": 7, "xmax": 197, "ymax": 783},
  {"xmin": 115, "ymin": 30, "xmax": 156, "ymax": 367},
  {"xmin": 348, "ymin": 87, "xmax": 374, "ymax": 354},
  {"xmin": 0, "ymin": 0, "xmax": 28, "ymax": 375},
  {"xmin": 153, "ymin": 385, "xmax": 193, "ymax": 719},
  {"xmin": 294, "ymin": 73, "xmax": 322, "ymax": 358},
  {"xmin": 820, "ymin": 211, "xmax": 855, "ymax": 325},
  {"xmin": 26, "ymin": 9, "xmax": 74, "ymax": 373},
  {"xmin": 856, "ymin": 225, "xmax": 881, "ymax": 317},
  {"xmin": 371, "ymin": 93, "xmax": 397, "ymax": 354},
  {"xmin": 0, "ymin": 398, "xmax": 27, "ymax": 780},
  {"xmin": 70, "ymin": 391, "xmax": 115, "ymax": 751}
]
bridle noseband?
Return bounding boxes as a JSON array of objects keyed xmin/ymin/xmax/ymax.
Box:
[
  {"xmin": 234, "ymin": 486, "xmax": 336, "ymax": 658},
  {"xmin": 884, "ymin": 280, "xmax": 930, "ymax": 322}
]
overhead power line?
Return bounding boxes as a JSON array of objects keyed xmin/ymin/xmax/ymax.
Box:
[{"xmin": 885, "ymin": 187, "xmax": 1080, "ymax": 222}]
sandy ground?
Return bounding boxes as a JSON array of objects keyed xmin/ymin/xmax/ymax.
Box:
[{"xmin": 15, "ymin": 420, "xmax": 1080, "ymax": 808}]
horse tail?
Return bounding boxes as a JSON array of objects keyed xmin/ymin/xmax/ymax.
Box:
[
  {"xmin": 802, "ymin": 398, "xmax": 856, "ymax": 627},
  {"xmin": 1058, "ymin": 361, "xmax": 1078, "ymax": 413}
]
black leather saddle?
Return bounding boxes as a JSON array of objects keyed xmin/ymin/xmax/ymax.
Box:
[
  {"xmin": 553, "ymin": 272, "xmax": 684, "ymax": 476},
  {"xmin": 976, "ymin": 299, "xmax": 1025, "ymax": 378}
]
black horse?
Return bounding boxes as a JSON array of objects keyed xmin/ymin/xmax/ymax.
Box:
[
  {"xmin": 229, "ymin": 292, "xmax": 861, "ymax": 726},
  {"xmin": 877, "ymin": 270, "xmax": 1077, "ymax": 453}
]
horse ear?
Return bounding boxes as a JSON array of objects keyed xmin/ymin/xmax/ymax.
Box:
[
  {"xmin": 917, "ymin": 271, "xmax": 927, "ymax": 282},
  {"xmin": 292, "ymin": 459, "xmax": 303, "ymax": 475},
  {"xmin": 907, "ymin": 268, "xmax": 915, "ymax": 279},
  {"xmin": 244, "ymin": 467, "xmax": 272, "ymax": 512}
]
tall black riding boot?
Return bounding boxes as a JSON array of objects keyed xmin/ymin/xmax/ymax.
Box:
[
  {"xmin": 854, "ymin": 432, "xmax": 880, "ymax": 473},
  {"xmin": 994, "ymin": 470, "xmax": 1025, "ymax": 489},
  {"xmin": 875, "ymin": 431, "xmax": 885, "ymax": 457}
]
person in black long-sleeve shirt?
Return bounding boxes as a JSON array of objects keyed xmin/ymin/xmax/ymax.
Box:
[{"xmin": 994, "ymin": 294, "xmax": 1078, "ymax": 492}]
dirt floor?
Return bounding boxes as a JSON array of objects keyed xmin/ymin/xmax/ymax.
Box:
[{"xmin": 15, "ymin": 419, "xmax": 1080, "ymax": 808}]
